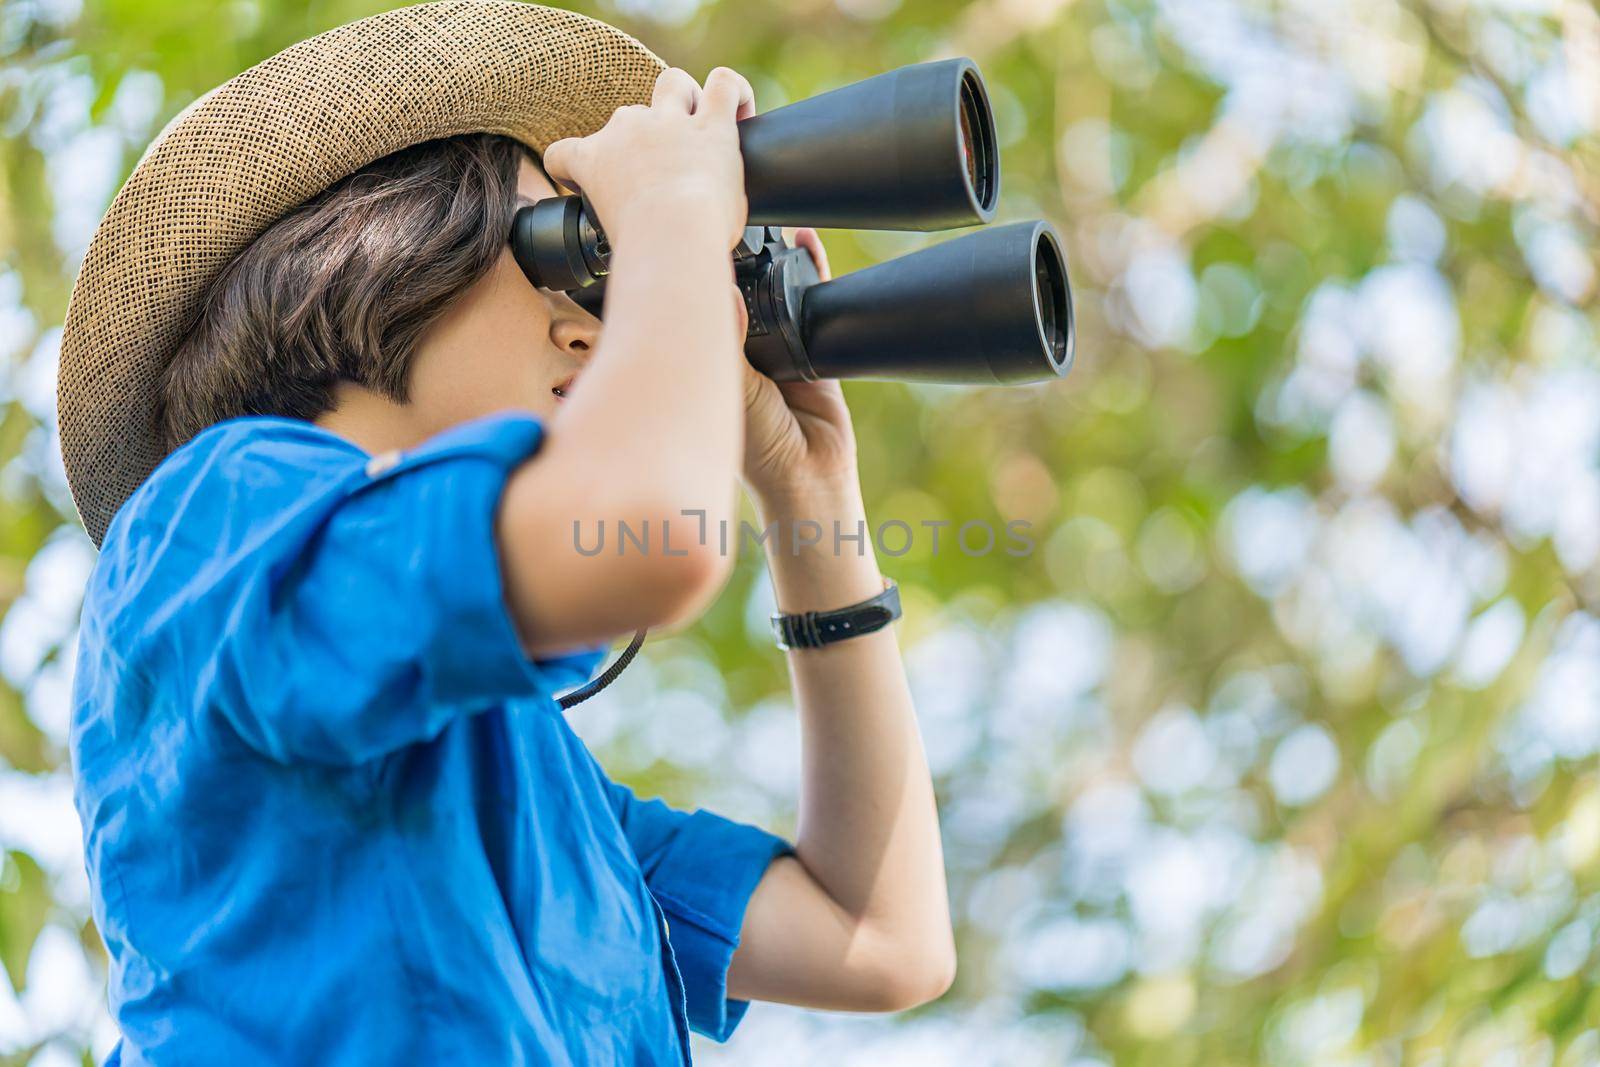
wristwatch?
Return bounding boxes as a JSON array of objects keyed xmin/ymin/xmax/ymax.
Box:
[{"xmin": 770, "ymin": 577, "xmax": 901, "ymax": 651}]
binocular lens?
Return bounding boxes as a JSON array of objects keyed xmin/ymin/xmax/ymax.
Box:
[
  {"xmin": 959, "ymin": 70, "xmax": 997, "ymax": 215},
  {"xmin": 1035, "ymin": 231, "xmax": 1071, "ymax": 370}
]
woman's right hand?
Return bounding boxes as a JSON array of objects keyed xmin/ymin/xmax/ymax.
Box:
[{"xmin": 541, "ymin": 66, "xmax": 756, "ymax": 252}]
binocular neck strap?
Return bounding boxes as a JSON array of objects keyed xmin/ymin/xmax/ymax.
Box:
[{"xmin": 556, "ymin": 628, "xmax": 648, "ymax": 710}]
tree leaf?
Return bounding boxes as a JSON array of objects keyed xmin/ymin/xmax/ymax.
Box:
[{"xmin": 0, "ymin": 850, "xmax": 52, "ymax": 993}]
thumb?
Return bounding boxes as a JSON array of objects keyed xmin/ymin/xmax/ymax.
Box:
[{"xmin": 793, "ymin": 227, "xmax": 831, "ymax": 282}]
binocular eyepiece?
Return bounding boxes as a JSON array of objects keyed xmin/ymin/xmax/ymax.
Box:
[{"xmin": 511, "ymin": 57, "xmax": 1075, "ymax": 387}]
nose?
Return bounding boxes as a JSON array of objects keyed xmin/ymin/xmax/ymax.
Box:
[{"xmin": 549, "ymin": 298, "xmax": 601, "ymax": 359}]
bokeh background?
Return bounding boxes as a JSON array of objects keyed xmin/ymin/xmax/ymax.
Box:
[{"xmin": 3, "ymin": 0, "xmax": 1600, "ymax": 1063}]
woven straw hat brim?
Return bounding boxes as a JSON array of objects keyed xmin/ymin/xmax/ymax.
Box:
[{"xmin": 58, "ymin": 0, "xmax": 666, "ymax": 547}]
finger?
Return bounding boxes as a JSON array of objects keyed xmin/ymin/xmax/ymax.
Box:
[
  {"xmin": 540, "ymin": 138, "xmax": 583, "ymax": 194},
  {"xmin": 700, "ymin": 66, "xmax": 755, "ymax": 123},
  {"xmin": 651, "ymin": 66, "xmax": 701, "ymax": 113},
  {"xmin": 794, "ymin": 227, "xmax": 832, "ymax": 282}
]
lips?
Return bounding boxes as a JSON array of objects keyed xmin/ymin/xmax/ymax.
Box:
[{"xmin": 553, "ymin": 374, "xmax": 576, "ymax": 399}]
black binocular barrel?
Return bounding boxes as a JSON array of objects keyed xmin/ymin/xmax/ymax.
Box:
[
  {"xmin": 738, "ymin": 57, "xmax": 999, "ymax": 231},
  {"xmin": 510, "ymin": 57, "xmax": 1077, "ymax": 389},
  {"xmin": 796, "ymin": 220, "xmax": 1073, "ymax": 384}
]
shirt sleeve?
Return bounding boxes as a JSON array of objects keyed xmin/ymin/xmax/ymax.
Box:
[
  {"xmin": 601, "ymin": 775, "xmax": 794, "ymax": 1041},
  {"xmin": 123, "ymin": 412, "xmax": 606, "ymax": 766}
]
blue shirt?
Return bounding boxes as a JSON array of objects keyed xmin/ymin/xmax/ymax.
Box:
[{"xmin": 70, "ymin": 411, "xmax": 793, "ymax": 1066}]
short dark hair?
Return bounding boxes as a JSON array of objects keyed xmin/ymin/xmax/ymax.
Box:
[{"xmin": 158, "ymin": 132, "xmax": 531, "ymax": 451}]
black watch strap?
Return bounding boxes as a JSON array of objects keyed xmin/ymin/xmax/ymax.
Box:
[{"xmin": 770, "ymin": 578, "xmax": 901, "ymax": 651}]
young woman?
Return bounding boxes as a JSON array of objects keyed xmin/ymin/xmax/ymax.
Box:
[{"xmin": 60, "ymin": 4, "xmax": 952, "ymax": 1064}]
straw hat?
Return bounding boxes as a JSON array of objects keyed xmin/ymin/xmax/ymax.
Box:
[{"xmin": 57, "ymin": 0, "xmax": 666, "ymax": 547}]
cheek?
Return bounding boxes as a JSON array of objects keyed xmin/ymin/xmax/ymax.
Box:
[
  {"xmin": 406, "ymin": 260, "xmax": 569, "ymax": 428},
  {"xmin": 428, "ymin": 328, "xmax": 557, "ymax": 423},
  {"xmin": 467, "ymin": 343, "xmax": 558, "ymax": 417},
  {"xmin": 475, "ymin": 264, "xmax": 562, "ymax": 385}
]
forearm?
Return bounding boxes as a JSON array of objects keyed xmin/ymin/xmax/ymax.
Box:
[
  {"xmin": 731, "ymin": 478, "xmax": 953, "ymax": 1006},
  {"xmin": 498, "ymin": 214, "xmax": 747, "ymax": 653},
  {"xmin": 498, "ymin": 68, "xmax": 758, "ymax": 653},
  {"xmin": 542, "ymin": 210, "xmax": 745, "ymax": 540}
]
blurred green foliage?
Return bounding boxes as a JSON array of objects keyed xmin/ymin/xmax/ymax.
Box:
[{"xmin": 3, "ymin": 0, "xmax": 1600, "ymax": 1064}]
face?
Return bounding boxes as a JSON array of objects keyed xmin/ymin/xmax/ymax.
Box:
[{"xmin": 396, "ymin": 157, "xmax": 599, "ymax": 439}]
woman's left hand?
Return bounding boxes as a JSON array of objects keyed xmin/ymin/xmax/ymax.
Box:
[{"xmin": 739, "ymin": 228, "xmax": 861, "ymax": 503}]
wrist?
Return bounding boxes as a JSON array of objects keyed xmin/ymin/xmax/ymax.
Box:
[
  {"xmin": 605, "ymin": 187, "xmax": 741, "ymax": 252},
  {"xmin": 607, "ymin": 209, "xmax": 731, "ymax": 263},
  {"xmin": 767, "ymin": 551, "xmax": 885, "ymax": 615},
  {"xmin": 752, "ymin": 472, "xmax": 865, "ymax": 522},
  {"xmin": 756, "ymin": 488, "xmax": 884, "ymax": 613}
]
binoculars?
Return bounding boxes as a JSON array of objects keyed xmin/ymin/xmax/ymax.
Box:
[{"xmin": 511, "ymin": 58, "xmax": 1074, "ymax": 386}]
